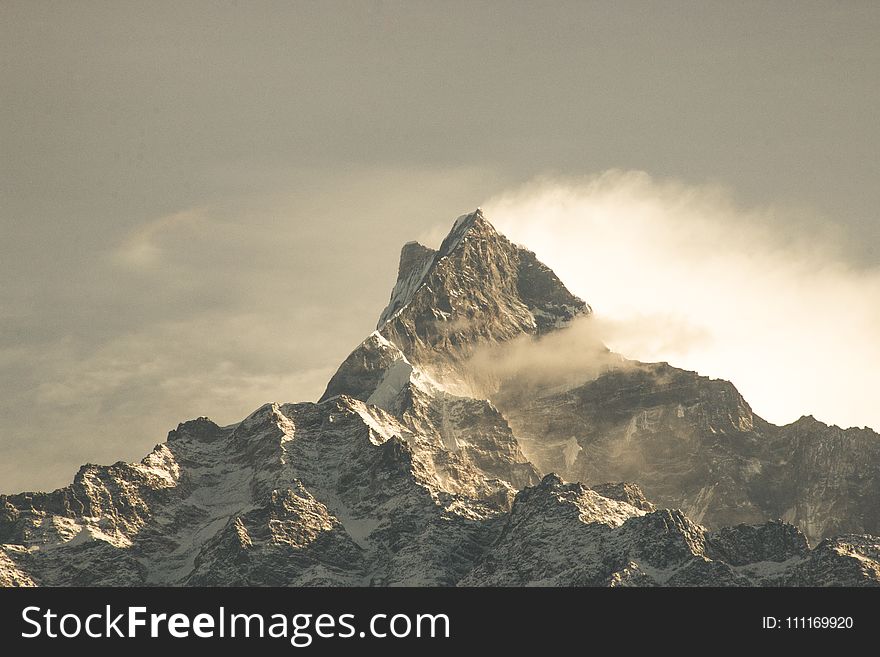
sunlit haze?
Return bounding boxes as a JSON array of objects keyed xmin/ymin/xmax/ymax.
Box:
[{"xmin": 481, "ymin": 173, "xmax": 880, "ymax": 430}]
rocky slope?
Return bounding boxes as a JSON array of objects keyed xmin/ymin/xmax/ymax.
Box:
[
  {"xmin": 496, "ymin": 361, "xmax": 880, "ymax": 543},
  {"xmin": 2, "ymin": 209, "xmax": 878, "ymax": 586}
]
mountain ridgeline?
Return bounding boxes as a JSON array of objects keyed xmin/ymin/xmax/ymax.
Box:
[{"xmin": 2, "ymin": 210, "xmax": 879, "ymax": 586}]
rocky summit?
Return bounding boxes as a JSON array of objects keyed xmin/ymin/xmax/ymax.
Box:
[{"xmin": 2, "ymin": 210, "xmax": 879, "ymax": 587}]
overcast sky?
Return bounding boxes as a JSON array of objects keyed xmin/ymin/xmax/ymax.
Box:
[{"xmin": 2, "ymin": 1, "xmax": 879, "ymax": 493}]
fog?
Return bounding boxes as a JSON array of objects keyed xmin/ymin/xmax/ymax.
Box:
[{"xmin": 479, "ymin": 172, "xmax": 880, "ymax": 431}]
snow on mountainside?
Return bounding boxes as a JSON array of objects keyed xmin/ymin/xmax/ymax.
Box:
[{"xmin": 2, "ymin": 209, "xmax": 879, "ymax": 587}]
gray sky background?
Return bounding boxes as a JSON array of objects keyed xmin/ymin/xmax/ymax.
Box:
[{"xmin": 2, "ymin": 1, "xmax": 879, "ymax": 493}]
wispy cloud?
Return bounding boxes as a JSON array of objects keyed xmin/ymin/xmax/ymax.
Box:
[
  {"xmin": 481, "ymin": 171, "xmax": 880, "ymax": 430},
  {"xmin": 113, "ymin": 208, "xmax": 210, "ymax": 268}
]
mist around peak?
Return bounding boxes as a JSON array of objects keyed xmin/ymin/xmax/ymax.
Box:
[{"xmin": 478, "ymin": 171, "xmax": 880, "ymax": 432}]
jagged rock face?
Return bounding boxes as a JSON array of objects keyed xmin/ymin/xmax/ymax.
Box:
[
  {"xmin": 2, "ymin": 209, "xmax": 879, "ymax": 587},
  {"xmin": 757, "ymin": 417, "xmax": 880, "ymax": 543},
  {"xmin": 321, "ymin": 332, "xmax": 540, "ymax": 502},
  {"xmin": 0, "ymin": 397, "xmax": 510, "ymax": 586},
  {"xmin": 0, "ymin": 547, "xmax": 36, "ymax": 587},
  {"xmin": 495, "ymin": 360, "xmax": 880, "ymax": 543},
  {"xmin": 185, "ymin": 483, "xmax": 367, "ymax": 586},
  {"xmin": 589, "ymin": 482, "xmax": 656, "ymax": 512},
  {"xmin": 321, "ymin": 332, "xmax": 406, "ymax": 404},
  {"xmin": 706, "ymin": 520, "xmax": 810, "ymax": 566},
  {"xmin": 462, "ymin": 475, "xmax": 878, "ymax": 587},
  {"xmin": 783, "ymin": 535, "xmax": 880, "ymax": 586},
  {"xmin": 497, "ymin": 362, "xmax": 772, "ymax": 529}
]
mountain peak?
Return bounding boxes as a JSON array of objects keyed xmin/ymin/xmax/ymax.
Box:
[
  {"xmin": 374, "ymin": 209, "xmax": 590, "ymax": 369},
  {"xmin": 453, "ymin": 207, "xmax": 484, "ymax": 229},
  {"xmin": 378, "ymin": 209, "xmax": 498, "ymax": 329},
  {"xmin": 436, "ymin": 208, "xmax": 497, "ymax": 259}
]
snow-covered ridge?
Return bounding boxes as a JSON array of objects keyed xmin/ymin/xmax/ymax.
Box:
[{"xmin": 439, "ymin": 208, "xmax": 484, "ymax": 258}]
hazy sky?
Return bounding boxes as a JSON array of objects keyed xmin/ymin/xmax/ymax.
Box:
[{"xmin": 2, "ymin": 1, "xmax": 879, "ymax": 492}]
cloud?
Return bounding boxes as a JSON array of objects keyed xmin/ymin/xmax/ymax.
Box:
[
  {"xmin": 113, "ymin": 208, "xmax": 210, "ymax": 268},
  {"xmin": 463, "ymin": 315, "xmax": 627, "ymax": 397},
  {"xmin": 480, "ymin": 171, "xmax": 880, "ymax": 430}
]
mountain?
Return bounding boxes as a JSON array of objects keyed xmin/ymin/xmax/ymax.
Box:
[
  {"xmin": 499, "ymin": 362, "xmax": 880, "ymax": 543},
  {"xmin": 2, "ymin": 210, "xmax": 878, "ymax": 587}
]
